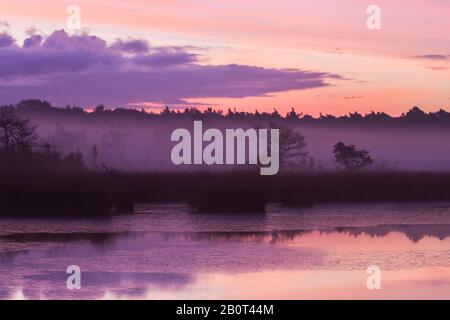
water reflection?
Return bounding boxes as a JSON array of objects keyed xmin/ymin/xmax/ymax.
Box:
[
  {"xmin": 2, "ymin": 223, "xmax": 450, "ymax": 247},
  {"xmin": 1, "ymin": 203, "xmax": 450, "ymax": 299}
]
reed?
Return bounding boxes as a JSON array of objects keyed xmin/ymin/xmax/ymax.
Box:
[{"xmin": 1, "ymin": 171, "xmax": 450, "ymax": 217}]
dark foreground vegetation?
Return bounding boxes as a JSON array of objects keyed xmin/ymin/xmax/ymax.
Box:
[{"xmin": 2, "ymin": 171, "xmax": 450, "ymax": 217}]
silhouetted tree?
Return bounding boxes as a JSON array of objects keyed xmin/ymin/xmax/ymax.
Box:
[
  {"xmin": 16, "ymin": 99, "xmax": 52, "ymax": 110},
  {"xmin": 91, "ymin": 145, "xmax": 99, "ymax": 170},
  {"xmin": 161, "ymin": 106, "xmax": 173, "ymax": 115},
  {"xmin": 0, "ymin": 109, "xmax": 38, "ymax": 153},
  {"xmin": 404, "ymin": 106, "xmax": 426, "ymax": 119},
  {"xmin": 286, "ymin": 107, "xmax": 302, "ymax": 121},
  {"xmin": 265, "ymin": 124, "xmax": 309, "ymax": 171},
  {"xmin": 333, "ymin": 142, "xmax": 373, "ymax": 171},
  {"xmin": 0, "ymin": 110, "xmax": 87, "ymax": 172},
  {"xmin": 94, "ymin": 104, "xmax": 106, "ymax": 113}
]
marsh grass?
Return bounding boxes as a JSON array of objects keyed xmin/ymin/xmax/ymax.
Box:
[{"xmin": 1, "ymin": 171, "xmax": 450, "ymax": 217}]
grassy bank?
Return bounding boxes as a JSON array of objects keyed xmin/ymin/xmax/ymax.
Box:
[{"xmin": 1, "ymin": 171, "xmax": 450, "ymax": 217}]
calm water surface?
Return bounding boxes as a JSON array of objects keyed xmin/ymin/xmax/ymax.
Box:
[{"xmin": 1, "ymin": 202, "xmax": 450, "ymax": 299}]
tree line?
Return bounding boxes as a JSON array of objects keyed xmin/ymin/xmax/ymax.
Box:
[{"xmin": 2, "ymin": 99, "xmax": 450, "ymax": 126}]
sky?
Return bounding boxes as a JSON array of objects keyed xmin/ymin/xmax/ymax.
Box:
[{"xmin": 0, "ymin": 0, "xmax": 449, "ymax": 116}]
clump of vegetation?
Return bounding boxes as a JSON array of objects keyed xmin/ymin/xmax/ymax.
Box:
[
  {"xmin": 333, "ymin": 141, "xmax": 374, "ymax": 171},
  {"xmin": 278, "ymin": 125, "xmax": 308, "ymax": 171},
  {"xmin": 0, "ymin": 109, "xmax": 84, "ymax": 173},
  {"xmin": 260, "ymin": 124, "xmax": 319, "ymax": 172},
  {"xmin": 0, "ymin": 110, "xmax": 118, "ymax": 217}
]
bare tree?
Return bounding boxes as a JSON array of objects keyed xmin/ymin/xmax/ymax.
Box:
[
  {"xmin": 91, "ymin": 145, "xmax": 99, "ymax": 170},
  {"xmin": 0, "ymin": 109, "xmax": 38, "ymax": 153},
  {"xmin": 279, "ymin": 126, "xmax": 308, "ymax": 170},
  {"xmin": 260, "ymin": 123, "xmax": 309, "ymax": 171}
]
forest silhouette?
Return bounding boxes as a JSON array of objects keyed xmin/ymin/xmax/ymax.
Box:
[{"xmin": 3, "ymin": 99, "xmax": 450, "ymax": 127}]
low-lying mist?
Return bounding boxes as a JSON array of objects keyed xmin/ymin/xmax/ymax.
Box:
[{"xmin": 20, "ymin": 111, "xmax": 450, "ymax": 172}]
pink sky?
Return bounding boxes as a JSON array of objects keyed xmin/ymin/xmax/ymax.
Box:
[{"xmin": 1, "ymin": 0, "xmax": 449, "ymax": 116}]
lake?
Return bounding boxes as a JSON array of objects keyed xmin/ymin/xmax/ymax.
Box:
[{"xmin": 1, "ymin": 202, "xmax": 450, "ymax": 299}]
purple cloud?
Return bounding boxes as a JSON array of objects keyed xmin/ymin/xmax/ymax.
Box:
[
  {"xmin": 23, "ymin": 34, "xmax": 43, "ymax": 48},
  {"xmin": 0, "ymin": 32, "xmax": 15, "ymax": 47},
  {"xmin": 0, "ymin": 29, "xmax": 344, "ymax": 107},
  {"xmin": 42, "ymin": 30, "xmax": 108, "ymax": 52},
  {"xmin": 132, "ymin": 48, "xmax": 197, "ymax": 66},
  {"xmin": 0, "ymin": 65, "xmax": 340, "ymax": 106},
  {"xmin": 0, "ymin": 31, "xmax": 119, "ymax": 78},
  {"xmin": 110, "ymin": 38, "xmax": 150, "ymax": 53},
  {"xmin": 0, "ymin": 46, "xmax": 119, "ymax": 78}
]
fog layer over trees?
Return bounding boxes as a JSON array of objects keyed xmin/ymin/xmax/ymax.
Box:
[{"xmin": 3, "ymin": 100, "xmax": 450, "ymax": 172}]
